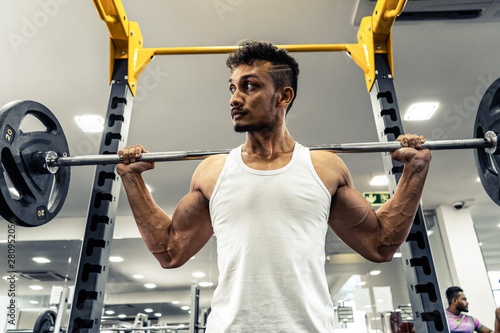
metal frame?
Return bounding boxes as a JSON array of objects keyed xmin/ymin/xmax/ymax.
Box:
[
  {"xmin": 369, "ymin": 54, "xmax": 448, "ymax": 332},
  {"xmin": 66, "ymin": 59, "xmax": 133, "ymax": 333},
  {"xmin": 92, "ymin": 0, "xmax": 407, "ymax": 94}
]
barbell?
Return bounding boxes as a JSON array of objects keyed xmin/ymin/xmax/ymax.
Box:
[{"xmin": 1, "ymin": 78, "xmax": 500, "ymax": 227}]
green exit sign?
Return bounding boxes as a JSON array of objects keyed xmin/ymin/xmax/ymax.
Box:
[{"xmin": 363, "ymin": 192, "xmax": 391, "ymax": 206}]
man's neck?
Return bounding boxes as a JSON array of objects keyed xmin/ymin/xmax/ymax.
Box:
[
  {"xmin": 242, "ymin": 128, "xmax": 295, "ymax": 159},
  {"xmin": 447, "ymin": 307, "xmax": 461, "ymax": 316}
]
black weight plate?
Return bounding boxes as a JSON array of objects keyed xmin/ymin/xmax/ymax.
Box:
[
  {"xmin": 0, "ymin": 100, "xmax": 70, "ymax": 227},
  {"xmin": 33, "ymin": 310, "xmax": 57, "ymax": 333},
  {"xmin": 474, "ymin": 77, "xmax": 500, "ymax": 206}
]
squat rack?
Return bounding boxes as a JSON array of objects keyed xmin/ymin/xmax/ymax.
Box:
[{"xmin": 66, "ymin": 0, "xmax": 448, "ymax": 332}]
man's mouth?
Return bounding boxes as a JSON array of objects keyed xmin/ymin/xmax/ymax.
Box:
[{"xmin": 231, "ymin": 108, "xmax": 246, "ymax": 119}]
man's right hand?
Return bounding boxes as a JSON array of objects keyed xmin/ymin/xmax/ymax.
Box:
[{"xmin": 116, "ymin": 144, "xmax": 155, "ymax": 176}]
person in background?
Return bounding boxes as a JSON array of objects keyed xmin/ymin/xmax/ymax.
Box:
[{"xmin": 445, "ymin": 286, "xmax": 493, "ymax": 333}]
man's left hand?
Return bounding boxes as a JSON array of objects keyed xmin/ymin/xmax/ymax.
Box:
[{"xmin": 390, "ymin": 134, "xmax": 431, "ymax": 167}]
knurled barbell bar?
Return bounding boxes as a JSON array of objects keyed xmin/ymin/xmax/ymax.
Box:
[
  {"xmin": 31, "ymin": 133, "xmax": 497, "ymax": 169},
  {"xmin": 2, "ymin": 78, "xmax": 500, "ymax": 227}
]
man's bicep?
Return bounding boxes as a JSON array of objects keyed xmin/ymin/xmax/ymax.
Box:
[
  {"xmin": 328, "ymin": 185, "xmax": 376, "ymax": 232},
  {"xmin": 328, "ymin": 185, "xmax": 381, "ymax": 260},
  {"xmin": 166, "ymin": 190, "xmax": 213, "ymax": 267}
]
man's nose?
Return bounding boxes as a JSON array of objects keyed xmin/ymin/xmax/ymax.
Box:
[{"xmin": 230, "ymin": 90, "xmax": 243, "ymax": 108}]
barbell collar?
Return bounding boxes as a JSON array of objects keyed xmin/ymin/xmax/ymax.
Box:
[{"xmin": 45, "ymin": 134, "xmax": 496, "ymax": 169}]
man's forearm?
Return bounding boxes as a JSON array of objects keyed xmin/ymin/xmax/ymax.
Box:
[
  {"xmin": 375, "ymin": 156, "xmax": 430, "ymax": 252},
  {"xmin": 121, "ymin": 172, "xmax": 172, "ymax": 253}
]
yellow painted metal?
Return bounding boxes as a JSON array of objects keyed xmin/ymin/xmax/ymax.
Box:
[
  {"xmin": 153, "ymin": 44, "xmax": 349, "ymax": 55},
  {"xmin": 349, "ymin": 16, "xmax": 376, "ymax": 91},
  {"xmin": 384, "ymin": 0, "xmax": 408, "ymax": 18},
  {"xmin": 94, "ymin": 0, "xmax": 404, "ymax": 94},
  {"xmin": 370, "ymin": 0, "xmax": 408, "ymax": 82},
  {"xmin": 127, "ymin": 22, "xmax": 155, "ymax": 96},
  {"xmin": 93, "ymin": 0, "xmax": 129, "ymax": 85}
]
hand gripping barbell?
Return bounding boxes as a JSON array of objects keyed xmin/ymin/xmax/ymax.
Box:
[{"xmin": 2, "ymin": 78, "xmax": 500, "ymax": 227}]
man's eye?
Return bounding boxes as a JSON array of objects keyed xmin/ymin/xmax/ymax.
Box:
[
  {"xmin": 229, "ymin": 86, "xmax": 236, "ymax": 94},
  {"xmin": 246, "ymin": 83, "xmax": 255, "ymax": 90}
]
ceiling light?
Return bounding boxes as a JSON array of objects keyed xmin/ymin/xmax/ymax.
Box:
[
  {"xmin": 498, "ymin": 223, "xmax": 500, "ymax": 228},
  {"xmin": 132, "ymin": 274, "xmax": 144, "ymax": 279},
  {"xmin": 75, "ymin": 115, "xmax": 104, "ymax": 133},
  {"xmin": 154, "ymin": 313, "xmax": 162, "ymax": 317},
  {"xmin": 476, "ymin": 177, "xmax": 481, "ymax": 182},
  {"xmin": 144, "ymin": 283, "xmax": 156, "ymax": 289},
  {"xmin": 181, "ymin": 306, "xmax": 190, "ymax": 311},
  {"xmin": 105, "ymin": 310, "xmax": 115, "ymax": 315},
  {"xmin": 0, "ymin": 240, "xmax": 7, "ymax": 243},
  {"xmin": 369, "ymin": 270, "xmax": 381, "ymax": 276},
  {"xmin": 427, "ymin": 230, "xmax": 434, "ymax": 236},
  {"xmin": 199, "ymin": 281, "xmax": 213, "ymax": 287},
  {"xmin": 358, "ymin": 281, "xmax": 367, "ymax": 286},
  {"xmin": 118, "ymin": 314, "xmax": 126, "ymax": 319},
  {"xmin": 192, "ymin": 272, "xmax": 206, "ymax": 278},
  {"xmin": 3, "ymin": 275, "xmax": 18, "ymax": 280},
  {"xmin": 179, "ymin": 324, "xmax": 186, "ymax": 328},
  {"xmin": 393, "ymin": 253, "xmax": 402, "ymax": 258},
  {"xmin": 109, "ymin": 256, "xmax": 124, "ymax": 262},
  {"xmin": 144, "ymin": 308, "xmax": 153, "ymax": 313},
  {"xmin": 478, "ymin": 242, "xmax": 483, "ymax": 247},
  {"xmin": 32, "ymin": 257, "xmax": 51, "ymax": 263},
  {"xmin": 171, "ymin": 301, "xmax": 180, "ymax": 304},
  {"xmin": 29, "ymin": 285, "xmax": 43, "ymax": 290},
  {"xmin": 404, "ymin": 102, "xmax": 439, "ymax": 121},
  {"xmin": 370, "ymin": 175, "xmax": 388, "ymax": 186},
  {"xmin": 30, "ymin": 301, "xmax": 39, "ymax": 304}
]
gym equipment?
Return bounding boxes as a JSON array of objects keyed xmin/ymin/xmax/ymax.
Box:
[
  {"xmin": 0, "ymin": 100, "xmax": 70, "ymax": 227},
  {"xmin": 0, "ymin": 85, "xmax": 499, "ymax": 227},
  {"xmin": 474, "ymin": 77, "xmax": 500, "ymax": 206},
  {"xmin": 33, "ymin": 310, "xmax": 57, "ymax": 333}
]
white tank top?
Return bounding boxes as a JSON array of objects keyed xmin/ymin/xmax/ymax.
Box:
[{"xmin": 207, "ymin": 143, "xmax": 335, "ymax": 332}]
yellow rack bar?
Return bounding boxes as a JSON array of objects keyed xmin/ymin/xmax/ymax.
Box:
[
  {"xmin": 152, "ymin": 44, "xmax": 349, "ymax": 55},
  {"xmin": 93, "ymin": 0, "xmax": 406, "ymax": 95}
]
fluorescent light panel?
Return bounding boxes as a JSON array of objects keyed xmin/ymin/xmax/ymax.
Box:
[
  {"xmin": 404, "ymin": 102, "xmax": 439, "ymax": 121},
  {"xmin": 370, "ymin": 175, "xmax": 388, "ymax": 186},
  {"xmin": 75, "ymin": 115, "xmax": 104, "ymax": 133},
  {"xmin": 32, "ymin": 257, "xmax": 51, "ymax": 263},
  {"xmin": 192, "ymin": 272, "xmax": 206, "ymax": 278}
]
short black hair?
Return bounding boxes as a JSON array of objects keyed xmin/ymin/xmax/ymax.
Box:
[
  {"xmin": 446, "ymin": 286, "xmax": 463, "ymax": 306},
  {"xmin": 226, "ymin": 40, "xmax": 300, "ymax": 113}
]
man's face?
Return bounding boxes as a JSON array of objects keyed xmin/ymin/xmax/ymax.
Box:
[
  {"xmin": 228, "ymin": 60, "xmax": 280, "ymax": 133},
  {"xmin": 455, "ymin": 292, "xmax": 469, "ymax": 312}
]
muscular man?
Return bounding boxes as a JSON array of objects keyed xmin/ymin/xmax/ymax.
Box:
[
  {"xmin": 117, "ymin": 41, "xmax": 431, "ymax": 332},
  {"xmin": 445, "ymin": 286, "xmax": 493, "ymax": 333}
]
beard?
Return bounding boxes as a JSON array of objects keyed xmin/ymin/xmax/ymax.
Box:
[
  {"xmin": 234, "ymin": 120, "xmax": 274, "ymax": 133},
  {"xmin": 233, "ymin": 95, "xmax": 276, "ymax": 133}
]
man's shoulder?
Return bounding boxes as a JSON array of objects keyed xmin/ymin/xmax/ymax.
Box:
[
  {"xmin": 191, "ymin": 154, "xmax": 229, "ymax": 196},
  {"xmin": 309, "ymin": 150, "xmax": 348, "ymax": 174}
]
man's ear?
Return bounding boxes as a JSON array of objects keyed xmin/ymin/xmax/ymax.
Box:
[{"xmin": 276, "ymin": 87, "xmax": 294, "ymax": 107}]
